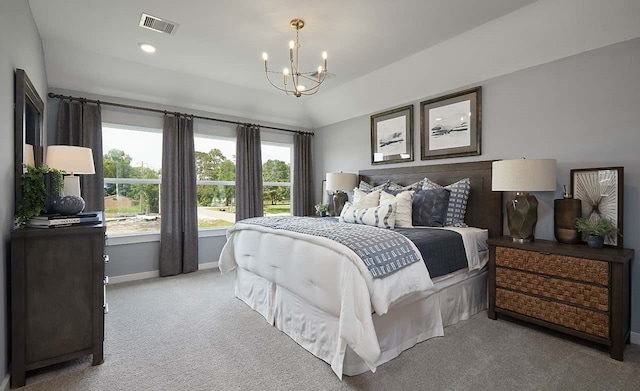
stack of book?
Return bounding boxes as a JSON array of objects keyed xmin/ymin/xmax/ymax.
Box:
[{"xmin": 27, "ymin": 212, "xmax": 101, "ymax": 228}]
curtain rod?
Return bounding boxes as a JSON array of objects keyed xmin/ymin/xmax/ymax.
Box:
[{"xmin": 47, "ymin": 92, "xmax": 314, "ymax": 136}]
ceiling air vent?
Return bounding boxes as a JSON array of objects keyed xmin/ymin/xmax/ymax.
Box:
[{"xmin": 139, "ymin": 13, "xmax": 179, "ymax": 35}]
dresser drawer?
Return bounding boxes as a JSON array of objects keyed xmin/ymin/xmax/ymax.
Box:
[
  {"xmin": 496, "ymin": 267, "xmax": 609, "ymax": 311},
  {"xmin": 495, "ymin": 247, "xmax": 609, "ymax": 286},
  {"xmin": 496, "ymin": 288, "xmax": 609, "ymax": 338}
]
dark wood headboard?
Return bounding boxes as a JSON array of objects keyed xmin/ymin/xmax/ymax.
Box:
[{"xmin": 359, "ymin": 160, "xmax": 503, "ymax": 238}]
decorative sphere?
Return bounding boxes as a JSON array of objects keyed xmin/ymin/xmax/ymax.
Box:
[{"xmin": 52, "ymin": 195, "xmax": 85, "ymax": 215}]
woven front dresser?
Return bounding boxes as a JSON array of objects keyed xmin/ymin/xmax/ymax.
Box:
[{"xmin": 488, "ymin": 237, "xmax": 634, "ymax": 360}]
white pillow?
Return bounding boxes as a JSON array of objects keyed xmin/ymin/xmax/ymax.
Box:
[
  {"xmin": 339, "ymin": 201, "xmax": 396, "ymax": 229},
  {"xmin": 380, "ymin": 190, "xmax": 414, "ymax": 228},
  {"xmin": 353, "ymin": 188, "xmax": 381, "ymax": 208}
]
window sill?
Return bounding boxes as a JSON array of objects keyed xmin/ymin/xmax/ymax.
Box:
[{"xmin": 106, "ymin": 227, "xmax": 228, "ymax": 246}]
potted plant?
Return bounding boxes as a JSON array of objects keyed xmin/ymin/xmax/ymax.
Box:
[
  {"xmin": 314, "ymin": 203, "xmax": 329, "ymax": 217},
  {"xmin": 15, "ymin": 165, "xmax": 64, "ymax": 227},
  {"xmin": 575, "ymin": 216, "xmax": 619, "ymax": 248}
]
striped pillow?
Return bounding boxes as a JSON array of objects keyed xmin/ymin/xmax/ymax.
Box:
[
  {"xmin": 380, "ymin": 190, "xmax": 413, "ymax": 228},
  {"xmin": 387, "ymin": 179, "xmax": 424, "ymax": 193},
  {"xmin": 339, "ymin": 202, "xmax": 397, "ymax": 229},
  {"xmin": 358, "ymin": 180, "xmax": 389, "ymax": 193}
]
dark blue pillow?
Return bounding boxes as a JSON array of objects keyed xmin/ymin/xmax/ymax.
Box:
[{"xmin": 412, "ymin": 188, "xmax": 450, "ymax": 227}]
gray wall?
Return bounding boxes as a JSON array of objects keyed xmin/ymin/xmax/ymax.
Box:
[
  {"xmin": 314, "ymin": 38, "xmax": 640, "ymax": 333},
  {"xmin": 0, "ymin": 0, "xmax": 48, "ymax": 383},
  {"xmin": 46, "ymin": 89, "xmax": 297, "ymax": 278}
]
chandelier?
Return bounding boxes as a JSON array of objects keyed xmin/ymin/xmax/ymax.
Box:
[{"xmin": 262, "ymin": 19, "xmax": 327, "ymax": 97}]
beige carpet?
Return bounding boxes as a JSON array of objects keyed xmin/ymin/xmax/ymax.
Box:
[{"xmin": 22, "ymin": 269, "xmax": 640, "ymax": 390}]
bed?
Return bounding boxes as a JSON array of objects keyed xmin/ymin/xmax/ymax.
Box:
[{"xmin": 219, "ymin": 161, "xmax": 502, "ymax": 378}]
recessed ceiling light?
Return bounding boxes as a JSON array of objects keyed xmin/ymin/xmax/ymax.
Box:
[{"xmin": 138, "ymin": 43, "xmax": 156, "ymax": 53}]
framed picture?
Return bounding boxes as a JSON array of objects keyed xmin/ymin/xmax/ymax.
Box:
[
  {"xmin": 570, "ymin": 167, "xmax": 624, "ymax": 247},
  {"xmin": 420, "ymin": 86, "xmax": 481, "ymax": 160},
  {"xmin": 370, "ymin": 105, "xmax": 413, "ymax": 165}
]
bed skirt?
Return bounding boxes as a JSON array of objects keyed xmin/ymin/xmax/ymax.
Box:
[{"xmin": 233, "ymin": 266, "xmax": 487, "ymax": 377}]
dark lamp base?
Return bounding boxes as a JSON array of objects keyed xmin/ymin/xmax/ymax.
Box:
[
  {"xmin": 332, "ymin": 191, "xmax": 348, "ymax": 217},
  {"xmin": 507, "ymin": 192, "xmax": 539, "ymax": 242}
]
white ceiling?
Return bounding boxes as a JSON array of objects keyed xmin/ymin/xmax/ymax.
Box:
[
  {"xmin": 29, "ymin": 0, "xmax": 537, "ymax": 128},
  {"xmin": 28, "ymin": 0, "xmax": 640, "ymax": 129}
]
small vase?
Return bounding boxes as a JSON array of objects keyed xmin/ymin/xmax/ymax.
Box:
[{"xmin": 587, "ymin": 235, "xmax": 605, "ymax": 249}]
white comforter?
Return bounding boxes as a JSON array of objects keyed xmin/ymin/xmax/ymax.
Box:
[{"xmin": 218, "ymin": 222, "xmax": 486, "ymax": 377}]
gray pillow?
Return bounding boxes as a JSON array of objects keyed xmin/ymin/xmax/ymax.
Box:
[
  {"xmin": 422, "ymin": 178, "xmax": 471, "ymax": 227},
  {"xmin": 412, "ymin": 188, "xmax": 450, "ymax": 227}
]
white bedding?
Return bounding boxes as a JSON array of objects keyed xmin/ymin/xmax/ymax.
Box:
[{"xmin": 218, "ymin": 222, "xmax": 488, "ymax": 378}]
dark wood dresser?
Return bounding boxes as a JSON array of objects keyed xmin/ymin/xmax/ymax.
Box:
[
  {"xmin": 488, "ymin": 237, "xmax": 633, "ymax": 360},
  {"xmin": 10, "ymin": 220, "xmax": 107, "ymax": 388}
]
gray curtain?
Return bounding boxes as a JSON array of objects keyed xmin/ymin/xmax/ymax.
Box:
[
  {"xmin": 55, "ymin": 100, "xmax": 104, "ymax": 211},
  {"xmin": 235, "ymin": 124, "xmax": 263, "ymax": 221},
  {"xmin": 292, "ymin": 132, "xmax": 314, "ymax": 216},
  {"xmin": 159, "ymin": 115, "xmax": 198, "ymax": 276}
]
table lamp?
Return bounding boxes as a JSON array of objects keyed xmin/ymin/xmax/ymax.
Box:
[
  {"xmin": 326, "ymin": 172, "xmax": 357, "ymax": 216},
  {"xmin": 492, "ymin": 159, "xmax": 556, "ymax": 242},
  {"xmin": 46, "ymin": 145, "xmax": 96, "ymax": 214}
]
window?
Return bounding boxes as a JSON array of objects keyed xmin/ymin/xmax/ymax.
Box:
[
  {"xmin": 103, "ymin": 124, "xmax": 293, "ymax": 236},
  {"xmin": 102, "ymin": 124, "xmax": 162, "ymax": 236},
  {"xmin": 261, "ymin": 142, "xmax": 292, "ymax": 216},
  {"xmin": 193, "ymin": 136, "xmax": 293, "ymax": 229},
  {"xmin": 194, "ymin": 135, "xmax": 237, "ymax": 228}
]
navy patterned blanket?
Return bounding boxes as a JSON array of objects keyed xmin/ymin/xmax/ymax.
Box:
[{"xmin": 239, "ymin": 216, "xmax": 421, "ymax": 278}]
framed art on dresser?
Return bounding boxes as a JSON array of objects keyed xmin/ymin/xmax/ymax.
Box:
[
  {"xmin": 570, "ymin": 167, "xmax": 623, "ymax": 247},
  {"xmin": 370, "ymin": 105, "xmax": 413, "ymax": 165},
  {"xmin": 420, "ymin": 87, "xmax": 481, "ymax": 160}
]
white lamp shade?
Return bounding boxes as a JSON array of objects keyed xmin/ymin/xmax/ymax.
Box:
[
  {"xmin": 326, "ymin": 172, "xmax": 357, "ymax": 192},
  {"xmin": 46, "ymin": 145, "xmax": 96, "ymax": 174},
  {"xmin": 24, "ymin": 144, "xmax": 35, "ymax": 166},
  {"xmin": 492, "ymin": 159, "xmax": 557, "ymax": 192}
]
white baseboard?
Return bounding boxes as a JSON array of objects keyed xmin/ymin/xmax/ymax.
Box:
[
  {"xmin": 1, "ymin": 372, "xmax": 10, "ymax": 391},
  {"xmin": 631, "ymin": 331, "xmax": 640, "ymax": 345},
  {"xmin": 109, "ymin": 262, "xmax": 219, "ymax": 284},
  {"xmin": 200, "ymin": 261, "xmax": 219, "ymax": 270}
]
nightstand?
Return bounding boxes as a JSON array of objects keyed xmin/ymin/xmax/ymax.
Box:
[
  {"xmin": 488, "ymin": 237, "xmax": 634, "ymax": 360},
  {"xmin": 10, "ymin": 220, "xmax": 107, "ymax": 387}
]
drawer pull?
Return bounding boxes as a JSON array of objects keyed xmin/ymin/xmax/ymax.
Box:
[
  {"xmin": 103, "ymin": 276, "xmax": 109, "ymax": 285},
  {"xmin": 104, "ymin": 303, "xmax": 109, "ymax": 314},
  {"xmin": 539, "ymin": 251, "xmax": 551, "ymax": 255},
  {"xmin": 103, "ymin": 255, "xmax": 110, "ymax": 263}
]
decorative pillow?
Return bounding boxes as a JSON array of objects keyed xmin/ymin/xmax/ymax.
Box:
[
  {"xmin": 422, "ymin": 178, "xmax": 471, "ymax": 227},
  {"xmin": 412, "ymin": 188, "xmax": 450, "ymax": 227},
  {"xmin": 380, "ymin": 190, "xmax": 414, "ymax": 228},
  {"xmin": 358, "ymin": 180, "xmax": 389, "ymax": 193},
  {"xmin": 353, "ymin": 188, "xmax": 381, "ymax": 208},
  {"xmin": 340, "ymin": 202, "xmax": 397, "ymax": 229},
  {"xmin": 387, "ymin": 179, "xmax": 424, "ymax": 193}
]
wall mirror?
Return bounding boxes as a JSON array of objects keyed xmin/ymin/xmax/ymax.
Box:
[{"xmin": 14, "ymin": 68, "xmax": 45, "ymax": 211}]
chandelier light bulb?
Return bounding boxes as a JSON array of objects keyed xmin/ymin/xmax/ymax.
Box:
[
  {"xmin": 289, "ymin": 41, "xmax": 295, "ymax": 49},
  {"xmin": 262, "ymin": 52, "xmax": 268, "ymax": 61},
  {"xmin": 322, "ymin": 51, "xmax": 327, "ymax": 60},
  {"xmin": 296, "ymin": 85, "xmax": 306, "ymax": 92},
  {"xmin": 283, "ymin": 68, "xmax": 289, "ymax": 75}
]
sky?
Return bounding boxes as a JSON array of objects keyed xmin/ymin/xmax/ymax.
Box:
[{"xmin": 102, "ymin": 126, "xmax": 291, "ymax": 171}]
